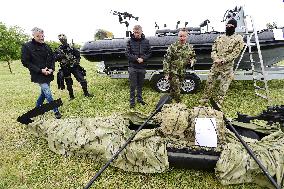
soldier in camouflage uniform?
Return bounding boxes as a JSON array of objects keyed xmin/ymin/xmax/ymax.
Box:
[
  {"xmin": 200, "ymin": 19, "xmax": 244, "ymax": 106},
  {"xmin": 55, "ymin": 34, "xmax": 93, "ymax": 100},
  {"xmin": 163, "ymin": 28, "xmax": 196, "ymax": 102}
]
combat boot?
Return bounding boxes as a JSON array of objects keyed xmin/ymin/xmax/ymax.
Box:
[
  {"xmin": 84, "ymin": 92, "xmax": 94, "ymax": 98},
  {"xmin": 82, "ymin": 83, "xmax": 94, "ymax": 98},
  {"xmin": 68, "ymin": 89, "xmax": 75, "ymax": 100},
  {"xmin": 83, "ymin": 88, "xmax": 94, "ymax": 98}
]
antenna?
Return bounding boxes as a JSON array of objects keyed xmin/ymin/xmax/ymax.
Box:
[
  {"xmin": 185, "ymin": 22, "xmax": 188, "ymax": 27},
  {"xmin": 176, "ymin": 21, "xmax": 180, "ymax": 29},
  {"xmin": 155, "ymin": 22, "xmax": 160, "ymax": 29}
]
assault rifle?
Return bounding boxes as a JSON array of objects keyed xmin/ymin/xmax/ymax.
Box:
[
  {"xmin": 236, "ymin": 105, "xmax": 284, "ymax": 129},
  {"xmin": 56, "ymin": 44, "xmax": 79, "ymax": 67}
]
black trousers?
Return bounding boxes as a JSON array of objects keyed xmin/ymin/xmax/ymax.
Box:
[
  {"xmin": 62, "ymin": 65, "xmax": 87, "ymax": 92},
  {"xmin": 128, "ymin": 67, "xmax": 146, "ymax": 104}
]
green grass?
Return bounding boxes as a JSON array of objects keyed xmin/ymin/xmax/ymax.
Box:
[{"xmin": 1, "ymin": 59, "xmax": 284, "ymax": 189}]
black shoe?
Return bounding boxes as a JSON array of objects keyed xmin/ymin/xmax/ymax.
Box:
[
  {"xmin": 84, "ymin": 93, "xmax": 94, "ymax": 98},
  {"xmin": 138, "ymin": 101, "xmax": 146, "ymax": 105},
  {"xmin": 130, "ymin": 104, "xmax": 135, "ymax": 109},
  {"xmin": 55, "ymin": 112, "xmax": 62, "ymax": 119}
]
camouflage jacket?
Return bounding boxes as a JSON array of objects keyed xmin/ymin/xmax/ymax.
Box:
[
  {"xmin": 163, "ymin": 41, "xmax": 196, "ymax": 76},
  {"xmin": 211, "ymin": 34, "xmax": 244, "ymax": 67},
  {"xmin": 54, "ymin": 44, "xmax": 80, "ymax": 67}
]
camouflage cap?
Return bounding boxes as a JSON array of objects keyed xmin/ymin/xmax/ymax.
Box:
[{"xmin": 58, "ymin": 34, "xmax": 67, "ymax": 40}]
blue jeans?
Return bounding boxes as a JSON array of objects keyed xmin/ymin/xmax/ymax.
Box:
[{"xmin": 36, "ymin": 83, "xmax": 59, "ymax": 113}]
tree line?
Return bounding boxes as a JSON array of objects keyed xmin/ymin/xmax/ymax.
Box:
[{"xmin": 0, "ymin": 21, "xmax": 113, "ymax": 74}]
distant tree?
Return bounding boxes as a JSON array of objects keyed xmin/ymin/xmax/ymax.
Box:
[
  {"xmin": 94, "ymin": 29, "xmax": 114, "ymax": 40},
  {"xmin": 45, "ymin": 40, "xmax": 61, "ymax": 51},
  {"xmin": 106, "ymin": 31, "xmax": 114, "ymax": 38},
  {"xmin": 0, "ymin": 22, "xmax": 28, "ymax": 73},
  {"xmin": 46, "ymin": 40, "xmax": 81, "ymax": 52}
]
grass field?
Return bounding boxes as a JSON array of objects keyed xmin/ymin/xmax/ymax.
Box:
[{"xmin": 1, "ymin": 59, "xmax": 284, "ymax": 189}]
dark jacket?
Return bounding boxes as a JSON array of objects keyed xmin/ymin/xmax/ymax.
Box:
[
  {"xmin": 125, "ymin": 34, "xmax": 151, "ymax": 69},
  {"xmin": 21, "ymin": 39, "xmax": 55, "ymax": 83}
]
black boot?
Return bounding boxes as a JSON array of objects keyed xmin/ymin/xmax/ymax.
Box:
[
  {"xmin": 67, "ymin": 88, "xmax": 75, "ymax": 100},
  {"xmin": 82, "ymin": 83, "xmax": 94, "ymax": 98}
]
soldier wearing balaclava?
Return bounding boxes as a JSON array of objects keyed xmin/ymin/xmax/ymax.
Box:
[
  {"xmin": 200, "ymin": 19, "xmax": 244, "ymax": 106},
  {"xmin": 226, "ymin": 19, "xmax": 238, "ymax": 36},
  {"xmin": 55, "ymin": 34, "xmax": 93, "ymax": 100}
]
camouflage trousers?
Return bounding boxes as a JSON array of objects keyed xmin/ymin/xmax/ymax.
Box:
[
  {"xmin": 169, "ymin": 75, "xmax": 183, "ymax": 102},
  {"xmin": 201, "ymin": 64, "xmax": 234, "ymax": 105}
]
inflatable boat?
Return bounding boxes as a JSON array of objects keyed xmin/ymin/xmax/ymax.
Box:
[{"xmin": 80, "ymin": 7, "xmax": 284, "ymax": 74}]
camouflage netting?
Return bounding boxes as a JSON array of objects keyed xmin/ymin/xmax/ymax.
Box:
[
  {"xmin": 27, "ymin": 114, "xmax": 168, "ymax": 173},
  {"xmin": 115, "ymin": 128, "xmax": 168, "ymax": 173},
  {"xmin": 24, "ymin": 104, "xmax": 284, "ymax": 188},
  {"xmin": 216, "ymin": 130, "xmax": 284, "ymax": 188},
  {"xmin": 154, "ymin": 104, "xmax": 226, "ymax": 152},
  {"xmin": 154, "ymin": 103, "xmax": 190, "ymax": 141}
]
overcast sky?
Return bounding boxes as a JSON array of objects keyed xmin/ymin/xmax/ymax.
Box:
[{"xmin": 0, "ymin": 0, "xmax": 283, "ymax": 44}]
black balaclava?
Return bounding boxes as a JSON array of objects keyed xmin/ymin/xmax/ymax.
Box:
[
  {"xmin": 60, "ymin": 38, "xmax": 68, "ymax": 46},
  {"xmin": 226, "ymin": 19, "xmax": 237, "ymax": 36}
]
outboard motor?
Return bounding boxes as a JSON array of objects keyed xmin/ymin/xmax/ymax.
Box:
[{"xmin": 223, "ymin": 6, "xmax": 246, "ymax": 33}]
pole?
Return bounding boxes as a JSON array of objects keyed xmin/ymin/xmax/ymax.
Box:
[
  {"xmin": 84, "ymin": 95, "xmax": 171, "ymax": 189},
  {"xmin": 209, "ymin": 98, "xmax": 281, "ymax": 189}
]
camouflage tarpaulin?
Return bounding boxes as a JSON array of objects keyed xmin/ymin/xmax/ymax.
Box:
[
  {"xmin": 27, "ymin": 114, "xmax": 169, "ymax": 173},
  {"xmin": 115, "ymin": 128, "xmax": 168, "ymax": 173},
  {"xmin": 154, "ymin": 104, "xmax": 226, "ymax": 151},
  {"xmin": 24, "ymin": 105, "xmax": 284, "ymax": 188},
  {"xmin": 154, "ymin": 103, "xmax": 190, "ymax": 141},
  {"xmin": 216, "ymin": 130, "xmax": 284, "ymax": 188}
]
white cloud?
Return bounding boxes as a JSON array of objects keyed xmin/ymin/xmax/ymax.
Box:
[{"xmin": 0, "ymin": 0, "xmax": 283, "ymax": 43}]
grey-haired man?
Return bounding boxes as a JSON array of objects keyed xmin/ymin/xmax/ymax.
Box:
[
  {"xmin": 21, "ymin": 27, "xmax": 62, "ymax": 119},
  {"xmin": 125, "ymin": 25, "xmax": 151, "ymax": 108}
]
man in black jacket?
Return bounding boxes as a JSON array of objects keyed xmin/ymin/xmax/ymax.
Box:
[
  {"xmin": 125, "ymin": 25, "xmax": 151, "ymax": 108},
  {"xmin": 55, "ymin": 34, "xmax": 93, "ymax": 100},
  {"xmin": 21, "ymin": 27, "xmax": 62, "ymax": 119}
]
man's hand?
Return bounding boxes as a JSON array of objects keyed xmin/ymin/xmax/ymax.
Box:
[
  {"xmin": 41, "ymin": 68, "xmax": 48, "ymax": 75},
  {"xmin": 47, "ymin": 69, "xmax": 53, "ymax": 74},
  {"xmin": 137, "ymin": 58, "xmax": 144, "ymax": 63},
  {"xmin": 41, "ymin": 67, "xmax": 53, "ymax": 75},
  {"xmin": 164, "ymin": 74, "xmax": 169, "ymax": 80}
]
